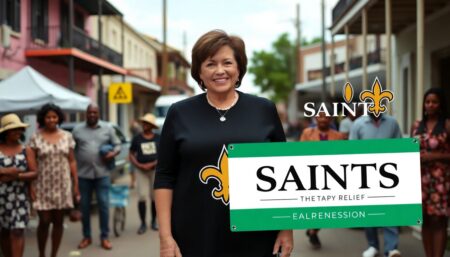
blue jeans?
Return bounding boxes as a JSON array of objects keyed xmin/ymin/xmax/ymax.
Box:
[
  {"xmin": 79, "ymin": 177, "xmax": 111, "ymax": 240},
  {"xmin": 365, "ymin": 227, "xmax": 399, "ymax": 256}
]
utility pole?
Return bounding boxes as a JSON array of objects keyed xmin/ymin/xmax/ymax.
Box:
[
  {"xmin": 321, "ymin": 0, "xmax": 327, "ymax": 102},
  {"xmin": 162, "ymin": 0, "xmax": 168, "ymax": 94},
  {"xmin": 295, "ymin": 3, "xmax": 301, "ymax": 84}
]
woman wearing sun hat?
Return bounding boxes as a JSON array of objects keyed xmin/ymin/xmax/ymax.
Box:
[
  {"xmin": 0, "ymin": 113, "xmax": 37, "ymax": 257},
  {"xmin": 129, "ymin": 113, "xmax": 160, "ymax": 234}
]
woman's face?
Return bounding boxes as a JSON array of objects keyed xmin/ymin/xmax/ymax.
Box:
[
  {"xmin": 424, "ymin": 93, "xmax": 440, "ymax": 116},
  {"xmin": 44, "ymin": 110, "xmax": 59, "ymax": 130},
  {"xmin": 199, "ymin": 45, "xmax": 240, "ymax": 95},
  {"xmin": 6, "ymin": 128, "xmax": 24, "ymax": 142}
]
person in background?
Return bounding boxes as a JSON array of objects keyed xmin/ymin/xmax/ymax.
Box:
[
  {"xmin": 129, "ymin": 113, "xmax": 160, "ymax": 234},
  {"xmin": 0, "ymin": 114, "xmax": 37, "ymax": 257},
  {"xmin": 300, "ymin": 110, "xmax": 344, "ymax": 249},
  {"xmin": 349, "ymin": 112, "xmax": 402, "ymax": 257},
  {"xmin": 154, "ymin": 29, "xmax": 293, "ymax": 257},
  {"xmin": 296, "ymin": 117, "xmax": 312, "ymax": 140},
  {"xmin": 411, "ymin": 88, "xmax": 450, "ymax": 257},
  {"xmin": 339, "ymin": 104, "xmax": 363, "ymax": 139},
  {"xmin": 72, "ymin": 104, "xmax": 121, "ymax": 250},
  {"xmin": 29, "ymin": 104, "xmax": 79, "ymax": 257}
]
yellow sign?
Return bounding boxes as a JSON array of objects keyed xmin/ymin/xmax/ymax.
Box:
[{"xmin": 109, "ymin": 82, "xmax": 132, "ymax": 104}]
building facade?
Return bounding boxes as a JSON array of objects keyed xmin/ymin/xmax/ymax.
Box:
[
  {"xmin": 143, "ymin": 35, "xmax": 193, "ymax": 95},
  {"xmin": 89, "ymin": 15, "xmax": 161, "ymax": 136},
  {"xmin": 0, "ymin": 0, "xmax": 125, "ymax": 118},
  {"xmin": 290, "ymin": 34, "xmax": 387, "ymax": 123},
  {"xmin": 329, "ymin": 0, "xmax": 450, "ymax": 134}
]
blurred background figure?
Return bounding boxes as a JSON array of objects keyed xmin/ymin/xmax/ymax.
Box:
[
  {"xmin": 411, "ymin": 88, "xmax": 450, "ymax": 257},
  {"xmin": 339, "ymin": 104, "xmax": 364, "ymax": 140},
  {"xmin": 0, "ymin": 114, "xmax": 37, "ymax": 257},
  {"xmin": 72, "ymin": 104, "xmax": 121, "ymax": 250},
  {"xmin": 129, "ymin": 114, "xmax": 160, "ymax": 234},
  {"xmin": 300, "ymin": 110, "xmax": 344, "ymax": 249},
  {"xmin": 29, "ymin": 104, "xmax": 79, "ymax": 257},
  {"xmin": 350, "ymin": 112, "xmax": 402, "ymax": 257}
]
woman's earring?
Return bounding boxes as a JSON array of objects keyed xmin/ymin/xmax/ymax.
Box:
[{"xmin": 235, "ymin": 79, "xmax": 240, "ymax": 88}]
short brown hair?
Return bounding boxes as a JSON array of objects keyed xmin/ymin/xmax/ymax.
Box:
[{"xmin": 191, "ymin": 30, "xmax": 247, "ymax": 91}]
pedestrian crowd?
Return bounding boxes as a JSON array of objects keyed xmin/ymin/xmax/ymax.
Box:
[
  {"xmin": 0, "ymin": 29, "xmax": 449, "ymax": 257},
  {"xmin": 291, "ymin": 86, "xmax": 450, "ymax": 257},
  {"xmin": 0, "ymin": 103, "xmax": 160, "ymax": 257}
]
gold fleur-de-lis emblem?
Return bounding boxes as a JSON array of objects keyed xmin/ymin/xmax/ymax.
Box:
[
  {"xmin": 359, "ymin": 78, "xmax": 394, "ymax": 117},
  {"xmin": 199, "ymin": 146, "xmax": 229, "ymax": 205},
  {"xmin": 343, "ymin": 82, "xmax": 354, "ymax": 103}
]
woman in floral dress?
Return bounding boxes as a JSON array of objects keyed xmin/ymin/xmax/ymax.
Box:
[
  {"xmin": 412, "ymin": 88, "xmax": 450, "ymax": 257},
  {"xmin": 29, "ymin": 104, "xmax": 79, "ymax": 257},
  {"xmin": 0, "ymin": 114, "xmax": 37, "ymax": 257}
]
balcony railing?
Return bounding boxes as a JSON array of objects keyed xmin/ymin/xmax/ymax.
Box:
[
  {"xmin": 332, "ymin": 0, "xmax": 357, "ymax": 24},
  {"xmin": 307, "ymin": 49, "xmax": 384, "ymax": 81},
  {"xmin": 26, "ymin": 25, "xmax": 123, "ymax": 67}
]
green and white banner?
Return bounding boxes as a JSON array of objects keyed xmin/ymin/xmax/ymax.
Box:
[{"xmin": 228, "ymin": 138, "xmax": 422, "ymax": 232}]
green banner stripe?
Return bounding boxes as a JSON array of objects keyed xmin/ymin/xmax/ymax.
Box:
[
  {"xmin": 228, "ymin": 138, "xmax": 419, "ymax": 158},
  {"xmin": 230, "ymin": 204, "xmax": 422, "ymax": 232}
]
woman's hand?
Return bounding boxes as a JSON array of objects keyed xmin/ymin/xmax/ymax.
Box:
[
  {"xmin": 74, "ymin": 187, "xmax": 81, "ymax": 203},
  {"xmin": 0, "ymin": 167, "xmax": 19, "ymax": 182},
  {"xmin": 29, "ymin": 185, "xmax": 36, "ymax": 201},
  {"xmin": 273, "ymin": 230, "xmax": 293, "ymax": 257},
  {"xmin": 160, "ymin": 235, "xmax": 182, "ymax": 257}
]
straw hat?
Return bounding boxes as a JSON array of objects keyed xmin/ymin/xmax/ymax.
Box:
[
  {"xmin": 0, "ymin": 114, "xmax": 29, "ymax": 134},
  {"xmin": 139, "ymin": 113, "xmax": 159, "ymax": 129}
]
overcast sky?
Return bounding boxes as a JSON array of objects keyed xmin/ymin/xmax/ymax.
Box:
[{"xmin": 108, "ymin": 0, "xmax": 339, "ymax": 94}]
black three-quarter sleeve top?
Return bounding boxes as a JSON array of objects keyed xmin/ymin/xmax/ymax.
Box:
[{"xmin": 154, "ymin": 90, "xmax": 286, "ymax": 257}]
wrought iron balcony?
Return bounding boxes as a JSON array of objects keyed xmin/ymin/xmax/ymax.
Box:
[{"xmin": 26, "ymin": 25, "xmax": 123, "ymax": 67}]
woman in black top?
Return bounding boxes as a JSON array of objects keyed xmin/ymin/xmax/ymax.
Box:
[{"xmin": 154, "ymin": 30, "xmax": 293, "ymax": 257}]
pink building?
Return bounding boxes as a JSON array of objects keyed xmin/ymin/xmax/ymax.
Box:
[{"xmin": 0, "ymin": 0, "xmax": 125, "ymax": 117}]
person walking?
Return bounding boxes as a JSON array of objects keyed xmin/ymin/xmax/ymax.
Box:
[
  {"xmin": 300, "ymin": 110, "xmax": 344, "ymax": 249},
  {"xmin": 72, "ymin": 104, "xmax": 121, "ymax": 250},
  {"xmin": 0, "ymin": 114, "xmax": 37, "ymax": 257},
  {"xmin": 349, "ymin": 113, "xmax": 402, "ymax": 257},
  {"xmin": 154, "ymin": 30, "xmax": 293, "ymax": 257},
  {"xmin": 411, "ymin": 88, "xmax": 450, "ymax": 257},
  {"xmin": 29, "ymin": 104, "xmax": 79, "ymax": 257},
  {"xmin": 129, "ymin": 114, "xmax": 160, "ymax": 234}
]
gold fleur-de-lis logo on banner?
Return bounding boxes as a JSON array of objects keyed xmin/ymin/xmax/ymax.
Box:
[
  {"xmin": 199, "ymin": 146, "xmax": 229, "ymax": 205},
  {"xmin": 343, "ymin": 82, "xmax": 354, "ymax": 103},
  {"xmin": 359, "ymin": 78, "xmax": 394, "ymax": 117}
]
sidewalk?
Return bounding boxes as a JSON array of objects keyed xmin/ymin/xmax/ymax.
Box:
[{"xmin": 22, "ymin": 177, "xmax": 450, "ymax": 257}]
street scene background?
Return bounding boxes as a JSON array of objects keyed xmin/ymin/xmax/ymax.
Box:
[{"xmin": 1, "ymin": 0, "xmax": 450, "ymax": 256}]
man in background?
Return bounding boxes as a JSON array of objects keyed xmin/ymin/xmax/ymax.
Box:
[{"xmin": 72, "ymin": 104, "xmax": 121, "ymax": 250}]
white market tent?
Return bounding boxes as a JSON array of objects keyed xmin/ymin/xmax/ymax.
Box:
[{"xmin": 0, "ymin": 66, "xmax": 91, "ymax": 113}]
